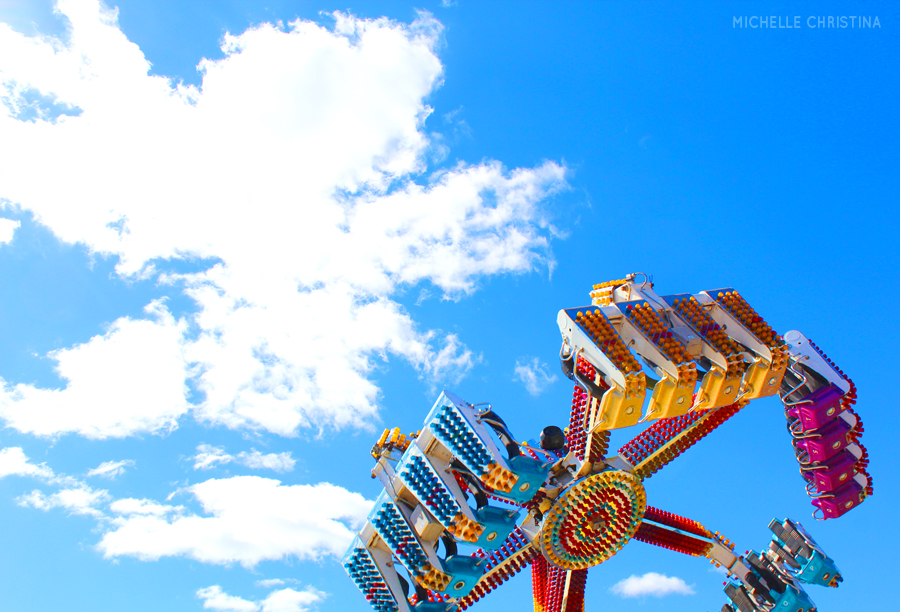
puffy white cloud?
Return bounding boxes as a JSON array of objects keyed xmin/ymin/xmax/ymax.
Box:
[
  {"xmin": 109, "ymin": 497, "xmax": 182, "ymax": 516},
  {"xmin": 0, "ymin": 1, "xmax": 567, "ymax": 439},
  {"xmin": 514, "ymin": 357, "xmax": 558, "ymax": 396},
  {"xmin": 0, "ymin": 447, "xmax": 55, "ymax": 480},
  {"xmin": 0, "ymin": 446, "xmax": 101, "ymax": 493},
  {"xmin": 255, "ymin": 579, "xmax": 286, "ymax": 588},
  {"xmin": 192, "ymin": 445, "xmax": 296, "ymax": 473},
  {"xmin": 86, "ymin": 459, "xmax": 135, "ymax": 479},
  {"xmin": 197, "ymin": 585, "xmax": 324, "ymax": 612},
  {"xmin": 3, "ymin": 449, "xmax": 124, "ymax": 518},
  {"xmin": 193, "ymin": 445, "xmax": 233, "ymax": 470},
  {"xmin": 98, "ymin": 476, "xmax": 370, "ymax": 567},
  {"xmin": 0, "ymin": 300, "xmax": 190, "ymax": 439},
  {"xmin": 610, "ymin": 572, "xmax": 696, "ymax": 598},
  {"xmin": 236, "ymin": 450, "xmax": 296, "ymax": 473},
  {"xmin": 260, "ymin": 587, "xmax": 324, "ymax": 612},
  {"xmin": 0, "ymin": 218, "xmax": 19, "ymax": 244},
  {"xmin": 18, "ymin": 485, "xmax": 110, "ymax": 518},
  {"xmin": 197, "ymin": 585, "xmax": 258, "ymax": 612}
]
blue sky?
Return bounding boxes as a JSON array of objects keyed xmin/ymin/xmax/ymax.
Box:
[{"xmin": 0, "ymin": 1, "xmax": 896, "ymax": 611}]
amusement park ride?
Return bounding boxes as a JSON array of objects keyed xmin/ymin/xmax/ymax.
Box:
[{"xmin": 343, "ymin": 275, "xmax": 872, "ymax": 612}]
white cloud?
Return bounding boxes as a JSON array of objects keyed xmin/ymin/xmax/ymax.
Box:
[
  {"xmin": 513, "ymin": 357, "xmax": 558, "ymax": 396},
  {"xmin": 193, "ymin": 445, "xmax": 233, "ymax": 470},
  {"xmin": 98, "ymin": 476, "xmax": 370, "ymax": 567},
  {"xmin": 86, "ymin": 459, "xmax": 135, "ymax": 479},
  {"xmin": 109, "ymin": 497, "xmax": 182, "ymax": 516},
  {"xmin": 0, "ymin": 300, "xmax": 190, "ymax": 439},
  {"xmin": 3, "ymin": 449, "xmax": 126, "ymax": 519},
  {"xmin": 197, "ymin": 585, "xmax": 258, "ymax": 612},
  {"xmin": 236, "ymin": 450, "xmax": 296, "ymax": 473},
  {"xmin": 0, "ymin": 218, "xmax": 19, "ymax": 244},
  {"xmin": 197, "ymin": 585, "xmax": 324, "ymax": 612},
  {"xmin": 610, "ymin": 572, "xmax": 696, "ymax": 598},
  {"xmin": 192, "ymin": 445, "xmax": 296, "ymax": 473},
  {"xmin": 260, "ymin": 587, "xmax": 324, "ymax": 612},
  {"xmin": 0, "ymin": 2, "xmax": 567, "ymax": 439},
  {"xmin": 0, "ymin": 447, "xmax": 55, "ymax": 480},
  {"xmin": 0, "ymin": 447, "xmax": 83, "ymax": 489},
  {"xmin": 255, "ymin": 579, "xmax": 286, "ymax": 588},
  {"xmin": 18, "ymin": 485, "xmax": 110, "ymax": 518}
]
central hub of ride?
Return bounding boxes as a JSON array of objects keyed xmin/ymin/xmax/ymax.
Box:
[{"xmin": 538, "ymin": 470, "xmax": 646, "ymax": 570}]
